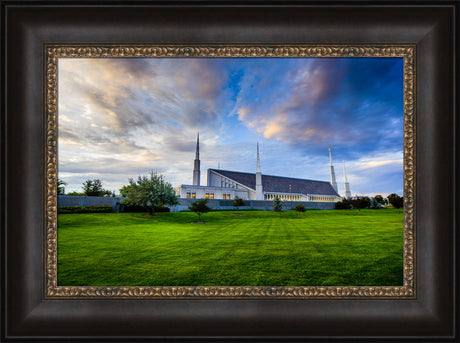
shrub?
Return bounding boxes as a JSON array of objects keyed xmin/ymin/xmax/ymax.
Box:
[
  {"xmin": 273, "ymin": 196, "xmax": 282, "ymax": 212},
  {"xmin": 294, "ymin": 204, "xmax": 306, "ymax": 217},
  {"xmin": 335, "ymin": 201, "xmax": 346, "ymax": 209},
  {"xmin": 121, "ymin": 204, "xmax": 150, "ymax": 212},
  {"xmin": 120, "ymin": 204, "xmax": 170, "ymax": 213},
  {"xmin": 188, "ymin": 199, "xmax": 211, "ymax": 221},
  {"xmin": 58, "ymin": 205, "xmax": 112, "ymax": 214},
  {"xmin": 233, "ymin": 196, "xmax": 245, "ymax": 211},
  {"xmin": 350, "ymin": 196, "xmax": 371, "ymax": 214},
  {"xmin": 335, "ymin": 199, "xmax": 351, "ymax": 210}
]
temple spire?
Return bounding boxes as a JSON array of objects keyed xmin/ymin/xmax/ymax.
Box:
[
  {"xmin": 195, "ymin": 132, "xmax": 200, "ymax": 159},
  {"xmin": 257, "ymin": 142, "xmax": 261, "ymax": 173},
  {"xmin": 255, "ymin": 142, "xmax": 263, "ymax": 200},
  {"xmin": 192, "ymin": 132, "xmax": 200, "ymax": 186},
  {"xmin": 329, "ymin": 147, "xmax": 338, "ymax": 193},
  {"xmin": 343, "ymin": 161, "xmax": 352, "ymax": 199},
  {"xmin": 329, "ymin": 147, "xmax": 333, "ymax": 166}
]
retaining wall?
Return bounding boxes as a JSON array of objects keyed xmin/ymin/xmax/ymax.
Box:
[
  {"xmin": 170, "ymin": 199, "xmax": 336, "ymax": 212},
  {"xmin": 58, "ymin": 195, "xmax": 121, "ymax": 211},
  {"xmin": 58, "ymin": 196, "xmax": 336, "ymax": 213}
]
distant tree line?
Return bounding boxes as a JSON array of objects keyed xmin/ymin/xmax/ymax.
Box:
[
  {"xmin": 58, "ymin": 178, "xmax": 116, "ymax": 197},
  {"xmin": 335, "ymin": 193, "xmax": 403, "ymax": 213}
]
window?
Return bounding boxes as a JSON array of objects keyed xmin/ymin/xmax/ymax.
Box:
[
  {"xmin": 205, "ymin": 193, "xmax": 210, "ymax": 199},
  {"xmin": 191, "ymin": 193, "xmax": 196, "ymax": 199},
  {"xmin": 210, "ymin": 193, "xmax": 214, "ymax": 199},
  {"xmin": 186, "ymin": 192, "xmax": 191, "ymax": 198}
]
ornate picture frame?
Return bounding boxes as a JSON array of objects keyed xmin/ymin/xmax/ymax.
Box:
[
  {"xmin": 2, "ymin": 1, "xmax": 456, "ymax": 341},
  {"xmin": 46, "ymin": 45, "xmax": 415, "ymax": 299}
]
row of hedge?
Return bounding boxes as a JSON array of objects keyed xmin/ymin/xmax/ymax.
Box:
[
  {"xmin": 58, "ymin": 205, "xmax": 171, "ymax": 214},
  {"xmin": 121, "ymin": 204, "xmax": 170, "ymax": 213},
  {"xmin": 58, "ymin": 206, "xmax": 113, "ymax": 214}
]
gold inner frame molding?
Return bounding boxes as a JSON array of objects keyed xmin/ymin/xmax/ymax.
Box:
[{"xmin": 45, "ymin": 45, "xmax": 415, "ymax": 299}]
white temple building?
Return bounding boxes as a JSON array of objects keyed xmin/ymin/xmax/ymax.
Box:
[{"xmin": 176, "ymin": 134, "xmax": 342, "ymax": 203}]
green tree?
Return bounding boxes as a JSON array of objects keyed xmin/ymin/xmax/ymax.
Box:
[
  {"xmin": 57, "ymin": 179, "xmax": 67, "ymax": 195},
  {"xmin": 188, "ymin": 198, "xmax": 211, "ymax": 221},
  {"xmin": 335, "ymin": 198, "xmax": 351, "ymax": 210},
  {"xmin": 67, "ymin": 191, "xmax": 84, "ymax": 196},
  {"xmin": 82, "ymin": 179, "xmax": 113, "ymax": 196},
  {"xmin": 233, "ymin": 196, "xmax": 245, "ymax": 212},
  {"xmin": 374, "ymin": 194, "xmax": 384, "ymax": 204},
  {"xmin": 350, "ymin": 196, "xmax": 371, "ymax": 215},
  {"xmin": 387, "ymin": 193, "xmax": 404, "ymax": 213},
  {"xmin": 294, "ymin": 204, "xmax": 306, "ymax": 217},
  {"xmin": 121, "ymin": 172, "xmax": 179, "ymax": 214},
  {"xmin": 273, "ymin": 196, "xmax": 282, "ymax": 212}
]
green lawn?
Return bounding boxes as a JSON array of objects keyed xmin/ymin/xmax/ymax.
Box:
[{"xmin": 57, "ymin": 209, "xmax": 403, "ymax": 286}]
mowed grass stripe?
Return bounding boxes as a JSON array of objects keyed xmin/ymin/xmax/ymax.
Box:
[{"xmin": 57, "ymin": 209, "xmax": 403, "ymax": 286}]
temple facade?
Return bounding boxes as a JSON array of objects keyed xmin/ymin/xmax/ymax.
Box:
[{"xmin": 175, "ymin": 134, "xmax": 342, "ymax": 203}]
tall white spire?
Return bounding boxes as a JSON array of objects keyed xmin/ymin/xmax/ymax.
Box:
[
  {"xmin": 329, "ymin": 147, "xmax": 333, "ymax": 166},
  {"xmin": 192, "ymin": 132, "xmax": 200, "ymax": 186},
  {"xmin": 255, "ymin": 142, "xmax": 263, "ymax": 200},
  {"xmin": 195, "ymin": 132, "xmax": 199, "ymax": 159},
  {"xmin": 257, "ymin": 142, "xmax": 261, "ymax": 173},
  {"xmin": 343, "ymin": 161, "xmax": 352, "ymax": 199},
  {"xmin": 329, "ymin": 147, "xmax": 338, "ymax": 193}
]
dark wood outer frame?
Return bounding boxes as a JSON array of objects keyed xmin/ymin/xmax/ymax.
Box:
[{"xmin": 1, "ymin": 1, "xmax": 456, "ymax": 341}]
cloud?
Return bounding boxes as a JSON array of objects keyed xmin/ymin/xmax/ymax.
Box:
[
  {"xmin": 233, "ymin": 58, "xmax": 404, "ymax": 157},
  {"xmin": 58, "ymin": 57, "xmax": 404, "ymax": 196}
]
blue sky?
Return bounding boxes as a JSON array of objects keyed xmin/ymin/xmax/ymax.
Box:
[{"xmin": 58, "ymin": 57, "xmax": 404, "ymax": 197}]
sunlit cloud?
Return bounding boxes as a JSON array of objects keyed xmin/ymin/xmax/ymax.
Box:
[{"xmin": 58, "ymin": 57, "xmax": 404, "ymax": 196}]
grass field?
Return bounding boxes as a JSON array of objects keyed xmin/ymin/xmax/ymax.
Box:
[{"xmin": 57, "ymin": 209, "xmax": 403, "ymax": 286}]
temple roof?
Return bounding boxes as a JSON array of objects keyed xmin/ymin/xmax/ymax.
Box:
[{"xmin": 209, "ymin": 169, "xmax": 340, "ymax": 197}]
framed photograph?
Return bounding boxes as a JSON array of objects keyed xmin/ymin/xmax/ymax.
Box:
[
  {"xmin": 2, "ymin": 1, "xmax": 457, "ymax": 341},
  {"xmin": 48, "ymin": 46, "xmax": 414, "ymax": 298}
]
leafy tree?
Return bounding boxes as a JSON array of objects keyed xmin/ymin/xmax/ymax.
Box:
[
  {"xmin": 336, "ymin": 198, "xmax": 352, "ymax": 210},
  {"xmin": 82, "ymin": 179, "xmax": 113, "ymax": 197},
  {"xmin": 294, "ymin": 204, "xmax": 306, "ymax": 217},
  {"xmin": 273, "ymin": 196, "xmax": 282, "ymax": 212},
  {"xmin": 233, "ymin": 196, "xmax": 245, "ymax": 212},
  {"xmin": 374, "ymin": 194, "xmax": 384, "ymax": 204},
  {"xmin": 387, "ymin": 193, "xmax": 404, "ymax": 213},
  {"xmin": 350, "ymin": 196, "xmax": 371, "ymax": 214},
  {"xmin": 188, "ymin": 198, "xmax": 211, "ymax": 221},
  {"xmin": 121, "ymin": 172, "xmax": 179, "ymax": 214},
  {"xmin": 57, "ymin": 179, "xmax": 67, "ymax": 195},
  {"xmin": 335, "ymin": 198, "xmax": 351, "ymax": 210}
]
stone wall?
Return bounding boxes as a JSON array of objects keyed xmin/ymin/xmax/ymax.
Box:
[
  {"xmin": 170, "ymin": 198, "xmax": 336, "ymax": 212},
  {"xmin": 58, "ymin": 195, "xmax": 121, "ymax": 211},
  {"xmin": 58, "ymin": 196, "xmax": 336, "ymax": 213}
]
